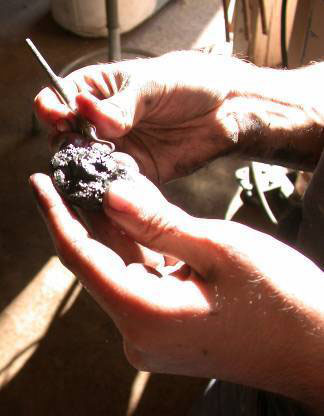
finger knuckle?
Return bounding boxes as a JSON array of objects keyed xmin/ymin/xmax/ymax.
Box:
[
  {"xmin": 55, "ymin": 238, "xmax": 82, "ymax": 273},
  {"xmin": 56, "ymin": 244, "xmax": 75, "ymax": 271},
  {"xmin": 124, "ymin": 346, "xmax": 148, "ymax": 371},
  {"xmin": 141, "ymin": 212, "xmax": 174, "ymax": 251}
]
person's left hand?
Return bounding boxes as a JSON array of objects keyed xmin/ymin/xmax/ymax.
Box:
[
  {"xmin": 29, "ymin": 172, "xmax": 218, "ymax": 378},
  {"xmin": 29, "ymin": 170, "xmax": 324, "ymax": 410}
]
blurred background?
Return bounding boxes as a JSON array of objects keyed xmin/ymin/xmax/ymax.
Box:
[{"xmin": 0, "ymin": 1, "xmax": 322, "ymax": 415}]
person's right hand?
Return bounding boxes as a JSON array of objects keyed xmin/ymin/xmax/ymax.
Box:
[{"xmin": 34, "ymin": 50, "xmax": 243, "ymax": 184}]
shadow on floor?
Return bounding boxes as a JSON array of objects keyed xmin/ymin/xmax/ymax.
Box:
[{"xmin": 0, "ymin": 286, "xmax": 205, "ymax": 416}]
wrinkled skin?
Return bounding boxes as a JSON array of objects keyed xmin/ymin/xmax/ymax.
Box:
[
  {"xmin": 35, "ymin": 50, "xmax": 237, "ymax": 185},
  {"xmin": 32, "ymin": 52, "xmax": 324, "ymax": 414},
  {"xmin": 30, "ymin": 171, "xmax": 324, "ymax": 414}
]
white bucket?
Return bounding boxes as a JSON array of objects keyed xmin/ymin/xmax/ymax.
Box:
[{"xmin": 51, "ymin": 0, "xmax": 170, "ymax": 38}]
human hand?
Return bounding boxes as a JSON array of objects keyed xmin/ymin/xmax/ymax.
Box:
[
  {"xmin": 29, "ymin": 172, "xmax": 324, "ymax": 410},
  {"xmin": 34, "ymin": 50, "xmax": 242, "ymax": 184}
]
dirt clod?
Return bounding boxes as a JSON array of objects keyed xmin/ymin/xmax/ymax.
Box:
[{"xmin": 51, "ymin": 142, "xmax": 130, "ymax": 210}]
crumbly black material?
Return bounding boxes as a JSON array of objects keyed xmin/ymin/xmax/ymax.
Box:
[{"xmin": 51, "ymin": 143, "xmax": 128, "ymax": 210}]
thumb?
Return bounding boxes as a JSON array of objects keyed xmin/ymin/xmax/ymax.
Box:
[
  {"xmin": 103, "ymin": 175, "xmax": 216, "ymax": 276},
  {"xmin": 76, "ymin": 87, "xmax": 146, "ymax": 139}
]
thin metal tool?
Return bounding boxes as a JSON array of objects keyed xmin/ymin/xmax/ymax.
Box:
[
  {"xmin": 26, "ymin": 38, "xmax": 108, "ymax": 144},
  {"xmin": 222, "ymin": 0, "xmax": 230, "ymax": 43}
]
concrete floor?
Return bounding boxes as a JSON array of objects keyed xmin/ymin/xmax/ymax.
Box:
[{"xmin": 0, "ymin": 1, "xmax": 275, "ymax": 415}]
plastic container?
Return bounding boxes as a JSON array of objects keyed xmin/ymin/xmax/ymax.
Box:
[{"xmin": 51, "ymin": 0, "xmax": 170, "ymax": 38}]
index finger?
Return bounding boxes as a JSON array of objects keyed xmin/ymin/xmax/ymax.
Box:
[
  {"xmin": 34, "ymin": 78, "xmax": 78, "ymax": 128},
  {"xmin": 29, "ymin": 174, "xmax": 127, "ymax": 311},
  {"xmin": 34, "ymin": 64, "xmax": 112, "ymax": 130}
]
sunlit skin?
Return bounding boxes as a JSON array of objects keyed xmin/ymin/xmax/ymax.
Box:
[{"xmin": 31, "ymin": 51, "xmax": 324, "ymax": 413}]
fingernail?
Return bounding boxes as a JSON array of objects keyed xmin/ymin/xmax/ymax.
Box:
[
  {"xmin": 104, "ymin": 178, "xmax": 136, "ymax": 213},
  {"xmin": 104, "ymin": 174, "xmax": 160, "ymax": 218},
  {"xmin": 111, "ymin": 152, "xmax": 139, "ymax": 172},
  {"xmin": 56, "ymin": 119, "xmax": 70, "ymax": 133},
  {"xmin": 29, "ymin": 175, "xmax": 44, "ymax": 213}
]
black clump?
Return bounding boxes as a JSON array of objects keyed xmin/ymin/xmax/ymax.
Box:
[{"xmin": 51, "ymin": 143, "xmax": 128, "ymax": 210}]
